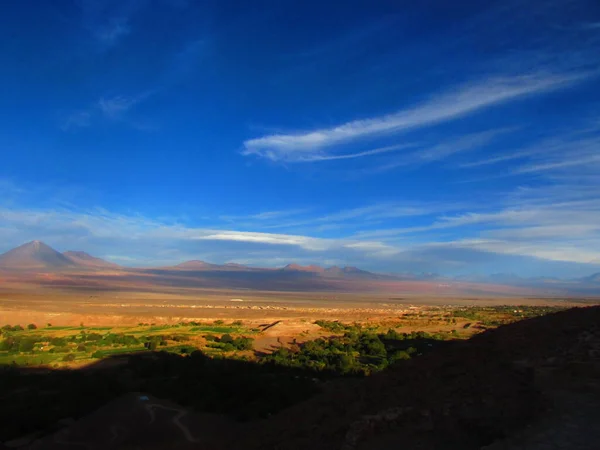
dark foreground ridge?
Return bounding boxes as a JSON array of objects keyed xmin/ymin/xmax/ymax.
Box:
[{"xmin": 2, "ymin": 306, "xmax": 600, "ymax": 449}]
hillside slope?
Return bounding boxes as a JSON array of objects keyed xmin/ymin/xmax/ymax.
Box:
[
  {"xmin": 63, "ymin": 251, "xmax": 120, "ymax": 269},
  {"xmin": 239, "ymin": 306, "xmax": 600, "ymax": 450}
]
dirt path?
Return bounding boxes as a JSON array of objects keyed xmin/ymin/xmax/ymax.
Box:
[
  {"xmin": 144, "ymin": 403, "xmax": 200, "ymax": 443},
  {"xmin": 24, "ymin": 393, "xmax": 233, "ymax": 450}
]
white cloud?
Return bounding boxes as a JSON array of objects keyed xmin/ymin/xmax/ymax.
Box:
[
  {"xmin": 1, "ymin": 170, "xmax": 599, "ymax": 274},
  {"xmin": 243, "ymin": 72, "xmax": 587, "ymax": 162},
  {"xmin": 193, "ymin": 231, "xmax": 330, "ymax": 251}
]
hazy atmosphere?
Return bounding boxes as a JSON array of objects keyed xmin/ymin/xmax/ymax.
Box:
[{"xmin": 2, "ymin": 0, "xmax": 600, "ymax": 277}]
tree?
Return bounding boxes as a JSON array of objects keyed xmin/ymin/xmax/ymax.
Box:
[
  {"xmin": 0, "ymin": 337, "xmax": 15, "ymax": 351},
  {"xmin": 19, "ymin": 339, "xmax": 35, "ymax": 353},
  {"xmin": 233, "ymin": 337, "xmax": 254, "ymax": 351},
  {"xmin": 27, "ymin": 324, "xmax": 37, "ymax": 330},
  {"xmin": 220, "ymin": 334, "xmax": 234, "ymax": 344}
]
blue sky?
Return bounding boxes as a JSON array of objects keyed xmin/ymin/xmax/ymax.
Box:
[{"xmin": 1, "ymin": 0, "xmax": 600, "ymax": 277}]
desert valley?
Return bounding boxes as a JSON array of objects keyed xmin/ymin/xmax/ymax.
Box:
[{"xmin": 1, "ymin": 241, "xmax": 600, "ymax": 449}]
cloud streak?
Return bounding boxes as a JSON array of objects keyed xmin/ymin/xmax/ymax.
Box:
[
  {"xmin": 0, "ymin": 195, "xmax": 599, "ymax": 274},
  {"xmin": 243, "ymin": 72, "xmax": 587, "ymax": 162}
]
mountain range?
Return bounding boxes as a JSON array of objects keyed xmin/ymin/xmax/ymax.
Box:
[
  {"xmin": 0, "ymin": 241, "xmax": 599, "ymax": 295},
  {"xmin": 0, "ymin": 241, "xmax": 381, "ymax": 277},
  {"xmin": 0, "ymin": 241, "xmax": 118, "ymax": 270}
]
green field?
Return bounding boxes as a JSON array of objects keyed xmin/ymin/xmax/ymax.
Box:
[{"xmin": 0, "ymin": 320, "xmax": 255, "ymax": 367}]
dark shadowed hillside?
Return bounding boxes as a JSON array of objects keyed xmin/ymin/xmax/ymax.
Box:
[
  {"xmin": 3, "ymin": 306, "xmax": 598, "ymax": 449},
  {"xmin": 239, "ymin": 306, "xmax": 600, "ymax": 450}
]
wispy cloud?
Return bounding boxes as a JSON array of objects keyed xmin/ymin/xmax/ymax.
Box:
[
  {"xmin": 1, "ymin": 171, "xmax": 599, "ymax": 274},
  {"xmin": 78, "ymin": 0, "xmax": 144, "ymax": 48},
  {"xmin": 94, "ymin": 18, "xmax": 131, "ymax": 46},
  {"xmin": 61, "ymin": 92, "xmax": 152, "ymax": 131},
  {"xmin": 296, "ymin": 143, "xmax": 416, "ymax": 163},
  {"xmin": 219, "ymin": 208, "xmax": 310, "ymax": 222},
  {"xmin": 98, "ymin": 94, "xmax": 148, "ymax": 118},
  {"xmin": 60, "ymin": 111, "xmax": 92, "ymax": 130},
  {"xmin": 0, "ymin": 191, "xmax": 599, "ymax": 273},
  {"xmin": 579, "ymin": 22, "xmax": 600, "ymax": 30},
  {"xmin": 415, "ymin": 128, "xmax": 513, "ymax": 162},
  {"xmin": 368, "ymin": 128, "xmax": 514, "ymax": 173},
  {"xmin": 242, "ymin": 71, "xmax": 588, "ymax": 162},
  {"xmin": 459, "ymin": 151, "xmax": 533, "ymax": 168}
]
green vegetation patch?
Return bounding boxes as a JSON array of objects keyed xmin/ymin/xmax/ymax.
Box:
[
  {"xmin": 189, "ymin": 325, "xmax": 241, "ymax": 333},
  {"xmin": 264, "ymin": 329, "xmax": 447, "ymax": 376},
  {"xmin": 91, "ymin": 347, "xmax": 147, "ymax": 359}
]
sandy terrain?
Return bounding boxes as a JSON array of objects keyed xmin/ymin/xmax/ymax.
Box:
[
  {"xmin": 1, "ymin": 286, "xmax": 594, "ymax": 357},
  {"xmin": 0, "ymin": 285, "xmax": 587, "ymax": 326}
]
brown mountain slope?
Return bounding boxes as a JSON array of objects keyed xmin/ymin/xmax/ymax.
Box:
[
  {"xmin": 63, "ymin": 251, "xmax": 120, "ymax": 269},
  {"xmin": 171, "ymin": 260, "xmax": 228, "ymax": 270},
  {"xmin": 281, "ymin": 263, "xmax": 326, "ymax": 273},
  {"xmin": 0, "ymin": 241, "xmax": 76, "ymax": 270}
]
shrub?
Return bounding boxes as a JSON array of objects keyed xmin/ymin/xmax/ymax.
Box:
[
  {"xmin": 62, "ymin": 353, "xmax": 76, "ymax": 362},
  {"xmin": 18, "ymin": 339, "xmax": 36, "ymax": 353},
  {"xmin": 50, "ymin": 337, "xmax": 67, "ymax": 346},
  {"xmin": 27, "ymin": 324, "xmax": 37, "ymax": 330},
  {"xmin": 220, "ymin": 334, "xmax": 234, "ymax": 344},
  {"xmin": 0, "ymin": 337, "xmax": 18, "ymax": 352}
]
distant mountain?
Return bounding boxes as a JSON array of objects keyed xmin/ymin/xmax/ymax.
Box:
[
  {"xmin": 281, "ymin": 263, "xmax": 382, "ymax": 279},
  {"xmin": 172, "ymin": 261, "xmax": 257, "ymax": 271},
  {"xmin": 63, "ymin": 251, "xmax": 120, "ymax": 269},
  {"xmin": 281, "ymin": 264, "xmax": 325, "ymax": 273},
  {"xmin": 583, "ymin": 273, "xmax": 600, "ymax": 284},
  {"xmin": 223, "ymin": 262, "xmax": 249, "ymax": 269},
  {"xmin": 2, "ymin": 240, "xmax": 599, "ymax": 295},
  {"xmin": 0, "ymin": 241, "xmax": 76, "ymax": 270},
  {"xmin": 487, "ymin": 273, "xmax": 524, "ymax": 283},
  {"xmin": 174, "ymin": 260, "xmax": 218, "ymax": 270}
]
